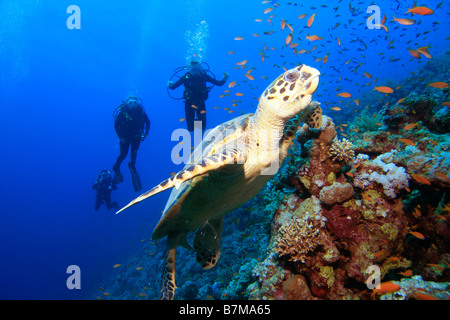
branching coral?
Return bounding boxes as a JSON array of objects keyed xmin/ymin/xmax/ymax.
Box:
[
  {"xmin": 329, "ymin": 138, "xmax": 355, "ymax": 162},
  {"xmin": 274, "ymin": 217, "xmax": 321, "ymax": 263}
]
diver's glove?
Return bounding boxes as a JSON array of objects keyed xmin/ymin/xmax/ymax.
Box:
[
  {"xmin": 223, "ymin": 72, "xmax": 229, "ymax": 80},
  {"xmin": 167, "ymin": 81, "xmax": 173, "ymax": 88}
]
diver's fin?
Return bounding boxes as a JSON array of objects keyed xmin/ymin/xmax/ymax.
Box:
[
  {"xmin": 159, "ymin": 232, "xmax": 180, "ymax": 300},
  {"xmin": 193, "ymin": 217, "xmax": 223, "ymax": 269},
  {"xmin": 130, "ymin": 167, "xmax": 142, "ymax": 192},
  {"xmin": 116, "ymin": 149, "xmax": 245, "ymax": 214},
  {"xmin": 113, "ymin": 170, "xmax": 123, "ymax": 184}
]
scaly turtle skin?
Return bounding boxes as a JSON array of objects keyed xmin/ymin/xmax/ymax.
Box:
[{"xmin": 117, "ymin": 64, "xmax": 321, "ymax": 299}]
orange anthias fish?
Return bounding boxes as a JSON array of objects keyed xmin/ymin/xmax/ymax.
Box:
[
  {"xmin": 398, "ymin": 270, "xmax": 413, "ymax": 277},
  {"xmin": 392, "ymin": 16, "xmax": 416, "ymax": 25},
  {"xmin": 405, "ymin": 6, "xmax": 434, "ymax": 16},
  {"xmin": 286, "ymin": 33, "xmax": 293, "ymax": 45},
  {"xmin": 374, "ymin": 86, "xmax": 394, "ymax": 93},
  {"xmin": 398, "ymin": 138, "xmax": 415, "ymax": 146},
  {"xmin": 306, "ymin": 34, "xmax": 323, "ymax": 41},
  {"xmin": 234, "ymin": 37, "xmax": 245, "ymax": 40},
  {"xmin": 410, "ymin": 173, "xmax": 431, "ymax": 185},
  {"xmin": 307, "ymin": 13, "xmax": 316, "ymax": 27},
  {"xmin": 403, "ymin": 123, "xmax": 417, "ymax": 130},
  {"xmin": 428, "ymin": 82, "xmax": 449, "ymax": 89},
  {"xmin": 264, "ymin": 7, "xmax": 274, "ymax": 14},
  {"xmin": 337, "ymin": 92, "xmax": 351, "ymax": 98},
  {"xmin": 409, "ymin": 231, "xmax": 426, "ymax": 240},
  {"xmin": 408, "ymin": 48, "xmax": 421, "ymax": 59},
  {"xmin": 417, "ymin": 47, "xmax": 432, "ymax": 59},
  {"xmin": 373, "ymin": 282, "xmax": 401, "ymax": 294}
]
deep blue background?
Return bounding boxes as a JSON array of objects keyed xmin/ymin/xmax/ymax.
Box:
[{"xmin": 0, "ymin": 0, "xmax": 448, "ymax": 299}]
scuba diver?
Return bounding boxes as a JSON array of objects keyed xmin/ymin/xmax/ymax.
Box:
[
  {"xmin": 167, "ymin": 60, "xmax": 229, "ymax": 132},
  {"xmin": 92, "ymin": 169, "xmax": 118, "ymax": 211},
  {"xmin": 112, "ymin": 96, "xmax": 150, "ymax": 192}
]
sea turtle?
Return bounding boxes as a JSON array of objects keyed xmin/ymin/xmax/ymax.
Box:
[{"xmin": 116, "ymin": 64, "xmax": 322, "ymax": 299}]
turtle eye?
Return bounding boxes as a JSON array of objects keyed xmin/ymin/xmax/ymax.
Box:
[{"xmin": 284, "ymin": 70, "xmax": 300, "ymax": 83}]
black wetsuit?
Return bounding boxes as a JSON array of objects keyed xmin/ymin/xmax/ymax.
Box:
[
  {"xmin": 92, "ymin": 172, "xmax": 118, "ymax": 210},
  {"xmin": 113, "ymin": 104, "xmax": 150, "ymax": 173},
  {"xmin": 169, "ymin": 70, "xmax": 227, "ymax": 131}
]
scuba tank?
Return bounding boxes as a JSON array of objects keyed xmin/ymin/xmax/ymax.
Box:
[{"xmin": 167, "ymin": 62, "xmax": 216, "ymax": 100}]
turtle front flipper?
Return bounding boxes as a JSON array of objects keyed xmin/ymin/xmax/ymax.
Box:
[
  {"xmin": 307, "ymin": 102, "xmax": 322, "ymax": 129},
  {"xmin": 160, "ymin": 232, "xmax": 180, "ymax": 300},
  {"xmin": 116, "ymin": 149, "xmax": 246, "ymax": 214},
  {"xmin": 194, "ymin": 217, "xmax": 223, "ymax": 269}
]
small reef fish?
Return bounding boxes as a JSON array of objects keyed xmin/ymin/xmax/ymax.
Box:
[
  {"xmin": 286, "ymin": 33, "xmax": 293, "ymax": 45},
  {"xmin": 264, "ymin": 7, "xmax": 274, "ymax": 14},
  {"xmin": 405, "ymin": 6, "xmax": 434, "ymax": 15},
  {"xmin": 234, "ymin": 37, "xmax": 245, "ymax": 40},
  {"xmin": 374, "ymin": 86, "xmax": 394, "ymax": 93},
  {"xmin": 392, "ymin": 16, "xmax": 416, "ymax": 25},
  {"xmin": 428, "ymin": 82, "xmax": 449, "ymax": 89},
  {"xmin": 373, "ymin": 281, "xmax": 401, "ymax": 294},
  {"xmin": 408, "ymin": 49, "xmax": 421, "ymax": 59},
  {"xmin": 398, "ymin": 270, "xmax": 413, "ymax": 277},
  {"xmin": 398, "ymin": 138, "xmax": 416, "ymax": 146},
  {"xmin": 417, "ymin": 47, "xmax": 432, "ymax": 59},
  {"xmin": 306, "ymin": 34, "xmax": 323, "ymax": 41},
  {"xmin": 410, "ymin": 173, "xmax": 431, "ymax": 185},
  {"xmin": 113, "ymin": 264, "xmax": 121, "ymax": 268},
  {"xmin": 409, "ymin": 231, "xmax": 426, "ymax": 240},
  {"xmin": 331, "ymin": 107, "xmax": 341, "ymax": 111},
  {"xmin": 337, "ymin": 92, "xmax": 351, "ymax": 98},
  {"xmin": 403, "ymin": 123, "xmax": 417, "ymax": 130},
  {"xmin": 307, "ymin": 13, "xmax": 316, "ymax": 27}
]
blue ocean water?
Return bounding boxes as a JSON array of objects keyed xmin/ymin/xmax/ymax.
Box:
[{"xmin": 0, "ymin": 0, "xmax": 448, "ymax": 299}]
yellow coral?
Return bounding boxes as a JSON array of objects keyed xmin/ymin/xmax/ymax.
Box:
[{"xmin": 319, "ymin": 266, "xmax": 335, "ymax": 288}]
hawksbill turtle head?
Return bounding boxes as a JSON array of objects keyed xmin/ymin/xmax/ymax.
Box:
[{"xmin": 260, "ymin": 64, "xmax": 320, "ymax": 120}]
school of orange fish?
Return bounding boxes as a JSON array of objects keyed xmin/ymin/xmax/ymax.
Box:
[{"xmin": 200, "ymin": 0, "xmax": 449, "ymax": 142}]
